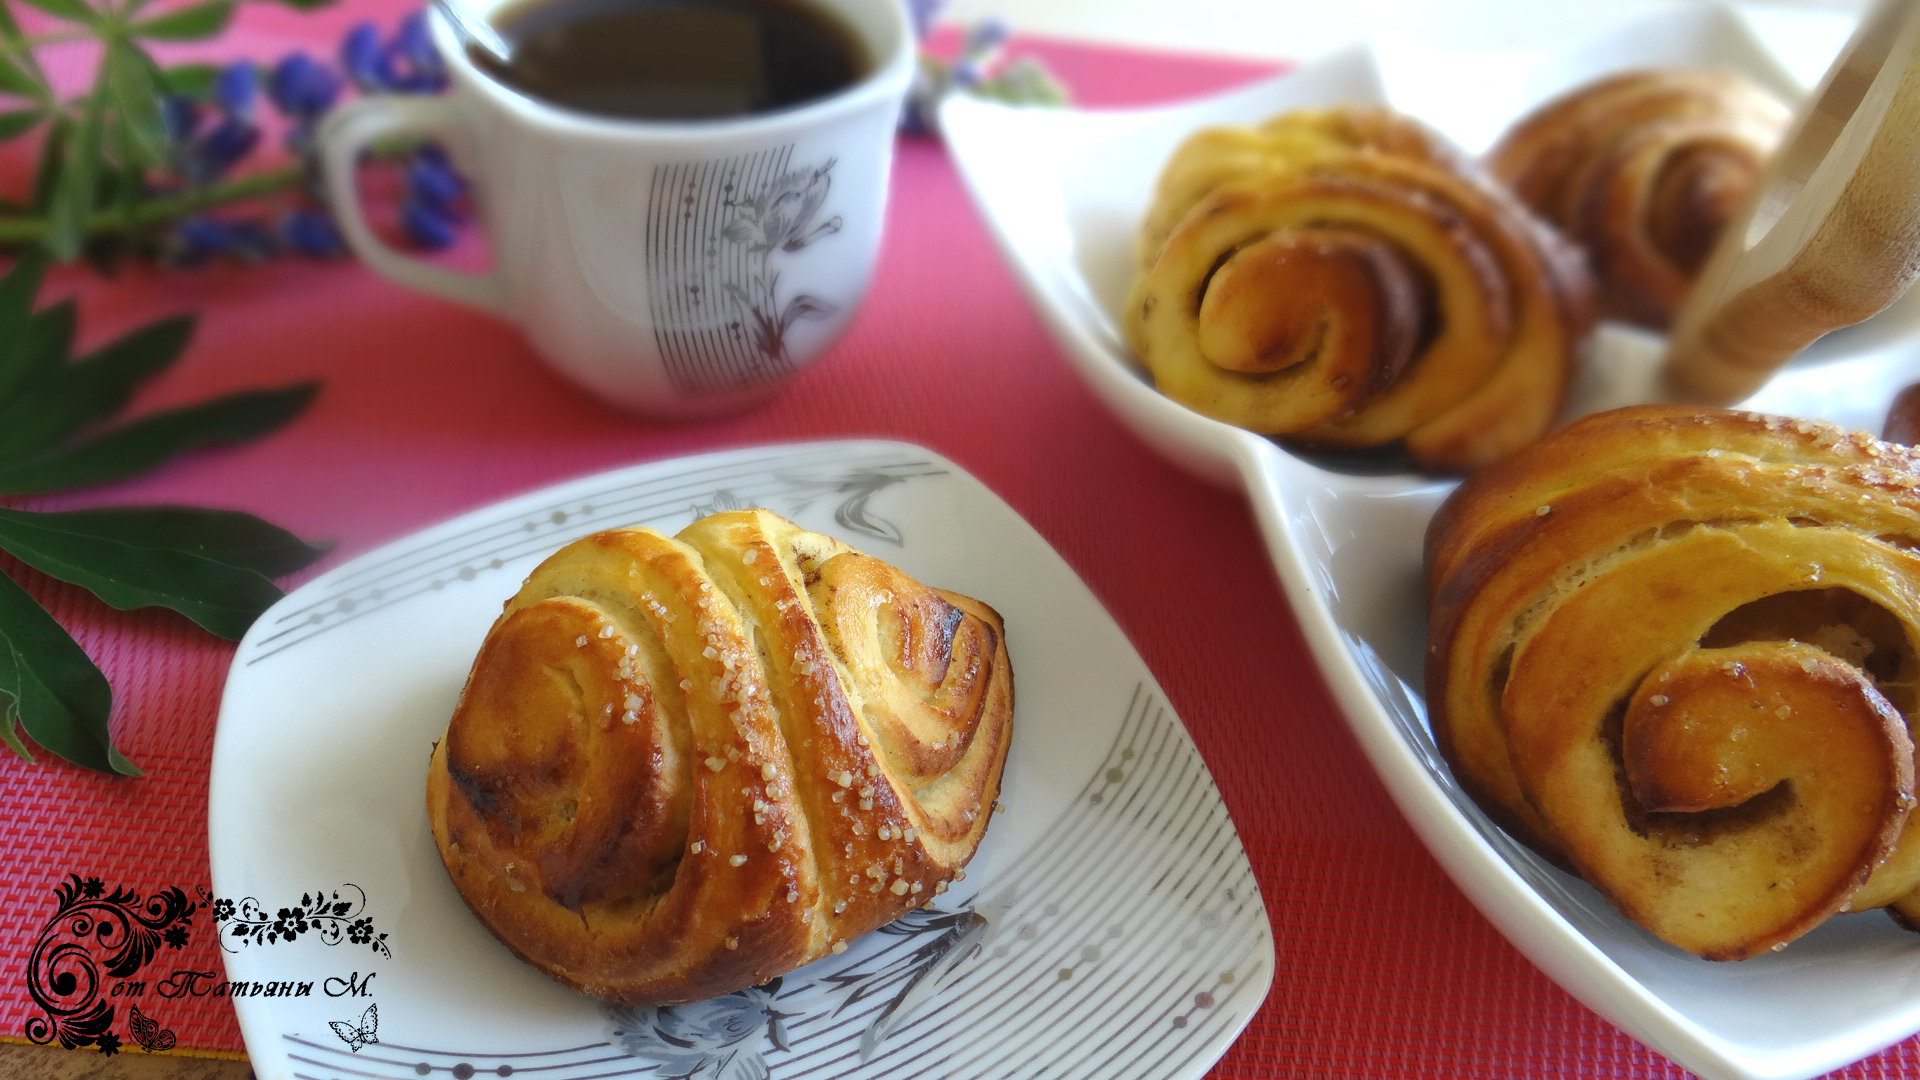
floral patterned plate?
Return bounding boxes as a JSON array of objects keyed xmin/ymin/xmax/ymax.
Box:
[
  {"xmin": 942, "ymin": 6, "xmax": 1920, "ymax": 1080},
  {"xmin": 208, "ymin": 441, "xmax": 1272, "ymax": 1080}
]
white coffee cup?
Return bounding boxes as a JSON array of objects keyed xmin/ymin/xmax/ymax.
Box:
[{"xmin": 319, "ymin": 0, "xmax": 915, "ymax": 418}]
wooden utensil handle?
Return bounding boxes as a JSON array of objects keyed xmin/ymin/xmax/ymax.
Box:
[{"xmin": 1662, "ymin": 0, "xmax": 1920, "ymax": 404}]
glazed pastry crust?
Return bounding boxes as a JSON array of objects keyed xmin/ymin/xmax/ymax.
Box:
[
  {"xmin": 1487, "ymin": 69, "xmax": 1791, "ymax": 328},
  {"xmin": 1129, "ymin": 113, "xmax": 1592, "ymax": 473},
  {"xmin": 1426, "ymin": 406, "xmax": 1920, "ymax": 959},
  {"xmin": 427, "ymin": 510, "xmax": 1013, "ymax": 1004},
  {"xmin": 1135, "ymin": 106, "xmax": 1466, "ymax": 270}
]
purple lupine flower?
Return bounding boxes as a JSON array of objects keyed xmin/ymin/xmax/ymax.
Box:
[
  {"xmin": 398, "ymin": 145, "xmax": 468, "ymax": 249},
  {"xmin": 905, "ymin": 0, "xmax": 944, "ymax": 42},
  {"xmin": 163, "ymin": 17, "xmax": 473, "ymax": 263},
  {"xmin": 340, "ymin": 21, "xmax": 392, "ymax": 91},
  {"xmin": 964, "ymin": 16, "xmax": 1009, "ymax": 53},
  {"xmin": 387, "ymin": 10, "xmax": 448, "ymax": 92},
  {"xmin": 280, "ymin": 209, "xmax": 346, "ymax": 257},
  {"xmin": 949, "ymin": 58, "xmax": 982, "ymax": 88},
  {"xmin": 175, "ymin": 216, "xmax": 231, "ymax": 256},
  {"xmin": 343, "ymin": 13, "xmax": 449, "ymax": 94},
  {"xmin": 400, "ymin": 199, "xmax": 458, "ymax": 249},
  {"xmin": 268, "ymin": 53, "xmax": 343, "ymax": 123},
  {"xmin": 193, "ymin": 116, "xmax": 260, "ymax": 179},
  {"xmin": 173, "ymin": 216, "xmax": 274, "ymax": 264},
  {"xmin": 168, "ymin": 61, "xmax": 264, "ymax": 184},
  {"xmin": 161, "ymin": 95, "xmax": 200, "ymax": 142},
  {"xmin": 213, "ymin": 62, "xmax": 257, "ymax": 119},
  {"xmin": 406, "ymin": 146, "xmax": 466, "ymax": 212}
]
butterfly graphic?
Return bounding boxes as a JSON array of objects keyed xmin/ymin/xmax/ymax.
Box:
[
  {"xmin": 330, "ymin": 1003, "xmax": 378, "ymax": 1052},
  {"xmin": 128, "ymin": 1004, "xmax": 176, "ymax": 1053}
]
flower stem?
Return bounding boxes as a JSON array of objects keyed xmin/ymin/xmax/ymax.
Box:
[{"xmin": 0, "ymin": 164, "xmax": 307, "ymax": 245}]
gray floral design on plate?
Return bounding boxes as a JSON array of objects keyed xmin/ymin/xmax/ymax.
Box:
[
  {"xmin": 611, "ymin": 979, "xmax": 792, "ymax": 1080},
  {"xmin": 686, "ymin": 465, "xmax": 949, "ymax": 547},
  {"xmin": 605, "ymin": 904, "xmax": 985, "ymax": 1077},
  {"xmin": 781, "ymin": 466, "xmax": 949, "ymax": 546}
]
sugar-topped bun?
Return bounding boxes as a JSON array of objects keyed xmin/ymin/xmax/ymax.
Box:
[{"xmin": 427, "ymin": 509, "xmax": 1013, "ymax": 1003}]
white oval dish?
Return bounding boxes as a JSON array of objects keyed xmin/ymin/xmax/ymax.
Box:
[{"xmin": 942, "ymin": 6, "xmax": 1920, "ymax": 1080}]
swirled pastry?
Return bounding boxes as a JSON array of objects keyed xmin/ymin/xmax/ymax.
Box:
[
  {"xmin": 427, "ymin": 510, "xmax": 1013, "ymax": 1004},
  {"xmin": 1136, "ymin": 107, "xmax": 1464, "ymax": 270},
  {"xmin": 1129, "ymin": 112, "xmax": 1593, "ymax": 473},
  {"xmin": 1427, "ymin": 405, "xmax": 1920, "ymax": 959},
  {"xmin": 1488, "ymin": 69, "xmax": 1792, "ymax": 329}
]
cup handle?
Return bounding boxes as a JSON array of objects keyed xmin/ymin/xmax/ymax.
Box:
[{"xmin": 318, "ymin": 95, "xmax": 508, "ymax": 312}]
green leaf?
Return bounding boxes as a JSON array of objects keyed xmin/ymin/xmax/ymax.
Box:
[
  {"xmin": 45, "ymin": 88, "xmax": 105, "ymax": 261},
  {"xmin": 0, "ymin": 252, "xmax": 50, "ymax": 394},
  {"xmin": 29, "ymin": 115, "xmax": 67, "ymax": 215},
  {"xmin": 0, "ymin": 106, "xmax": 40, "ymax": 140},
  {"xmin": 0, "ymin": 297, "xmax": 76, "ymax": 410},
  {"xmin": 10, "ymin": 505, "xmax": 326, "ymax": 579},
  {"xmin": 105, "ymin": 130, "xmax": 143, "ymax": 223},
  {"xmin": 128, "ymin": 0, "xmax": 232, "ymax": 40},
  {"xmin": 156, "ymin": 62, "xmax": 218, "ymax": 98},
  {"xmin": 0, "ymin": 52, "xmax": 45, "ymax": 101},
  {"xmin": 0, "ymin": 382, "xmax": 320, "ymax": 495},
  {"xmin": 0, "ymin": 506, "xmax": 298, "ymax": 640},
  {"xmin": 0, "ymin": 314, "xmax": 194, "ymax": 462},
  {"xmin": 105, "ymin": 42, "xmax": 168, "ymax": 169},
  {"xmin": 0, "ymin": 3, "xmax": 48, "ymax": 87},
  {"xmin": 0, "ymin": 566, "xmax": 137, "ymax": 775},
  {"xmin": 14, "ymin": 0, "xmax": 100, "ymax": 24}
]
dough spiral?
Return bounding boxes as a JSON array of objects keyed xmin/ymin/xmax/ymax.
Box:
[
  {"xmin": 1135, "ymin": 107, "xmax": 1464, "ymax": 270},
  {"xmin": 1426, "ymin": 405, "xmax": 1920, "ymax": 959},
  {"xmin": 1129, "ymin": 117, "xmax": 1592, "ymax": 473},
  {"xmin": 1487, "ymin": 69, "xmax": 1792, "ymax": 329},
  {"xmin": 427, "ymin": 510, "xmax": 1013, "ymax": 1003}
]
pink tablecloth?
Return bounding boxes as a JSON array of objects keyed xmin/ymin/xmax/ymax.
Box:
[{"xmin": 1, "ymin": 2, "xmax": 1916, "ymax": 1076}]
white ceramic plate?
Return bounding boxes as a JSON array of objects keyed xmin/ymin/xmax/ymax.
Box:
[
  {"xmin": 209, "ymin": 441, "xmax": 1272, "ymax": 1080},
  {"xmin": 943, "ymin": 6, "xmax": 1920, "ymax": 1080}
]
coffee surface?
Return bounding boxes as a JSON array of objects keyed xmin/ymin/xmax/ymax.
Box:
[{"xmin": 475, "ymin": 0, "xmax": 868, "ymax": 121}]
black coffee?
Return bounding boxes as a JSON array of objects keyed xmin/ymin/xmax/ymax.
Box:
[{"xmin": 475, "ymin": 0, "xmax": 869, "ymax": 121}]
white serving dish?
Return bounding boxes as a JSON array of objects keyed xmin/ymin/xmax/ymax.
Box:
[
  {"xmin": 941, "ymin": 6, "xmax": 1920, "ymax": 1079},
  {"xmin": 209, "ymin": 441, "xmax": 1272, "ymax": 1080}
]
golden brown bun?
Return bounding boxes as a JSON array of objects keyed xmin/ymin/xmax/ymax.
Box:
[
  {"xmin": 1487, "ymin": 69, "xmax": 1791, "ymax": 329},
  {"xmin": 1128, "ymin": 108, "xmax": 1593, "ymax": 473},
  {"xmin": 427, "ymin": 509, "xmax": 1013, "ymax": 1004},
  {"xmin": 1426, "ymin": 405, "xmax": 1920, "ymax": 959},
  {"xmin": 1135, "ymin": 106, "xmax": 1466, "ymax": 270}
]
